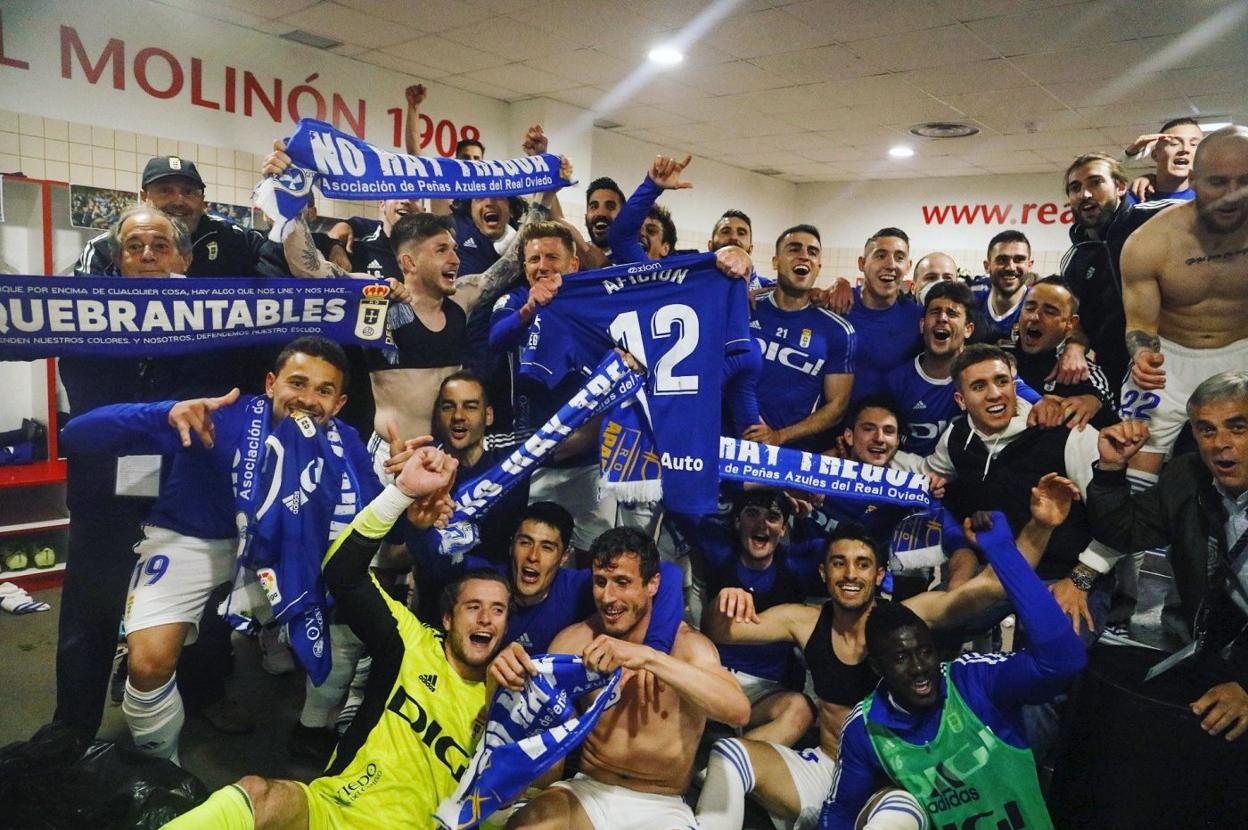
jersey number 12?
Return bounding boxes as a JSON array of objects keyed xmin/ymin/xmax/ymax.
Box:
[{"xmin": 609, "ymin": 304, "xmax": 700, "ymax": 395}]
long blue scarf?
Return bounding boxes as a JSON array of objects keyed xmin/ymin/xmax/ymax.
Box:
[
  {"xmin": 719, "ymin": 437, "xmax": 931, "ymax": 508},
  {"xmin": 434, "ymin": 654, "xmax": 623, "ymax": 830},
  {"xmin": 254, "ymin": 118, "xmax": 572, "ymax": 241},
  {"xmin": 0, "ymin": 274, "xmax": 389, "ymax": 360},
  {"xmin": 438, "ymin": 351, "xmax": 644, "ymax": 559},
  {"xmin": 230, "ymin": 397, "xmax": 362, "ymax": 685}
]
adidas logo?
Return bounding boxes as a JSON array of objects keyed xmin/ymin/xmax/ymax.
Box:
[
  {"xmin": 516, "ymin": 632, "xmax": 532, "ymax": 648},
  {"xmin": 749, "ymin": 319, "xmax": 762, "ymax": 329},
  {"xmin": 282, "ymin": 491, "xmax": 303, "ymax": 514},
  {"xmin": 366, "ymin": 259, "xmax": 382, "ymax": 270},
  {"xmin": 913, "ymin": 401, "xmax": 927, "ymax": 410},
  {"xmin": 462, "ymin": 238, "xmax": 478, "ymax": 248},
  {"xmin": 418, "ymin": 673, "xmax": 438, "ymax": 692}
]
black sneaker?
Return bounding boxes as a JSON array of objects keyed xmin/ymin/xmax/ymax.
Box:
[{"xmin": 288, "ymin": 723, "xmax": 339, "ymax": 767}]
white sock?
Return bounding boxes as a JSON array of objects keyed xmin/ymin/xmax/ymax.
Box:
[
  {"xmin": 697, "ymin": 738, "xmax": 754, "ymax": 830},
  {"xmin": 0, "ymin": 582, "xmax": 50, "ymax": 614},
  {"xmin": 858, "ymin": 789, "xmax": 928, "ymax": 830},
  {"xmin": 123, "ymin": 674, "xmax": 184, "ymax": 764},
  {"xmin": 301, "ymin": 623, "xmax": 362, "ymax": 728},
  {"xmin": 1125, "ymin": 469, "xmax": 1159, "ymax": 494},
  {"xmin": 335, "ymin": 654, "xmax": 371, "ymax": 735}
]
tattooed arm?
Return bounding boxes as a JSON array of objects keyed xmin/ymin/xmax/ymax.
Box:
[
  {"xmin": 283, "ymin": 216, "xmax": 361, "ymax": 279},
  {"xmin": 1119, "ymin": 219, "xmax": 1166, "ymax": 390}
]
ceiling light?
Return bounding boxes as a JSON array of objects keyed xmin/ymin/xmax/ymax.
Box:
[
  {"xmin": 1199, "ymin": 120, "xmax": 1232, "ymax": 131},
  {"xmin": 909, "ymin": 121, "xmax": 980, "ymax": 139},
  {"xmin": 280, "ymin": 30, "xmax": 342, "ymax": 50},
  {"xmin": 889, "ymin": 145, "xmax": 915, "ymax": 158},
  {"xmin": 648, "ymin": 45, "xmax": 684, "ymax": 66}
]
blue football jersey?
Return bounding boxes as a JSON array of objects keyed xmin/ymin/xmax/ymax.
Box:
[
  {"xmin": 884, "ymin": 357, "xmax": 1041, "ymax": 456},
  {"xmin": 845, "ymin": 288, "xmax": 922, "ymax": 402},
  {"xmin": 519, "ymin": 253, "xmax": 752, "ymax": 514},
  {"xmin": 971, "ymin": 279, "xmax": 1028, "ymax": 347},
  {"xmin": 885, "ymin": 356, "xmax": 961, "ymax": 457},
  {"xmin": 751, "ymin": 292, "xmax": 856, "ymax": 432}
]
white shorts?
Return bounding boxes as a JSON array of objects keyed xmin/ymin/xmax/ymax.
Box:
[
  {"xmin": 771, "ymin": 744, "xmax": 839, "ymax": 830},
  {"xmin": 730, "ymin": 669, "xmax": 785, "ymax": 706},
  {"xmin": 1120, "ymin": 336, "xmax": 1248, "ymax": 456},
  {"xmin": 366, "ymin": 431, "xmax": 394, "ymax": 486},
  {"xmin": 549, "ymin": 774, "xmax": 698, "ymax": 830},
  {"xmin": 528, "ymin": 464, "xmax": 618, "ymax": 551},
  {"xmin": 124, "ymin": 526, "xmax": 235, "ymax": 644}
]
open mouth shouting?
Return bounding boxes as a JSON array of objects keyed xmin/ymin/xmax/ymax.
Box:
[
  {"xmin": 792, "ymin": 262, "xmax": 812, "ymax": 278},
  {"xmin": 930, "ymin": 324, "xmax": 952, "ymax": 347},
  {"xmin": 1020, "ymin": 323, "xmax": 1045, "ymax": 350},
  {"xmin": 909, "ymin": 674, "xmax": 936, "ymax": 699},
  {"xmin": 517, "ymin": 564, "xmax": 543, "ymax": 588},
  {"xmin": 479, "ymin": 205, "xmax": 504, "ymax": 232},
  {"xmin": 467, "ymin": 628, "xmax": 497, "ymax": 652}
]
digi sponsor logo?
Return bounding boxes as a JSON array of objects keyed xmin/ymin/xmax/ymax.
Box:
[{"xmin": 387, "ymin": 685, "xmax": 471, "ymax": 778}]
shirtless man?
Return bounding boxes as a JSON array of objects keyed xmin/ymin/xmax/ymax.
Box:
[
  {"xmin": 263, "ymin": 140, "xmax": 562, "ymax": 447},
  {"xmin": 696, "ymin": 476, "xmax": 1076, "ymax": 830},
  {"xmin": 491, "ymin": 527, "xmax": 750, "ymax": 830},
  {"xmin": 1119, "ymin": 125, "xmax": 1248, "ymax": 476}
]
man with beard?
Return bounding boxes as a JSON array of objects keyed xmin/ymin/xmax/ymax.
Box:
[
  {"xmin": 408, "ymin": 496, "xmax": 683, "ymax": 654},
  {"xmin": 493, "ymin": 527, "xmax": 751, "ymax": 830},
  {"xmin": 1059, "ymin": 153, "xmax": 1178, "ymax": 394},
  {"xmin": 818, "ymin": 512, "xmax": 1086, "ymax": 830},
  {"xmin": 972, "ymin": 230, "xmax": 1032, "ymax": 347},
  {"xmin": 697, "ymin": 482, "xmax": 1075, "ymax": 830},
  {"xmin": 743, "ymin": 225, "xmax": 856, "ymax": 450},
  {"xmin": 165, "ymin": 448, "xmax": 521, "ymax": 830},
  {"xmin": 1014, "ymin": 276, "xmax": 1116, "ymax": 431},
  {"xmin": 1118, "ymin": 126, "xmax": 1248, "ymax": 477},
  {"xmin": 607, "ymin": 154, "xmax": 692, "ymax": 265},
  {"xmin": 59, "ymin": 338, "xmax": 378, "ymax": 765},
  {"xmin": 846, "ymin": 228, "xmax": 922, "ymax": 402},
  {"xmin": 584, "ymin": 176, "xmax": 625, "ymax": 262}
]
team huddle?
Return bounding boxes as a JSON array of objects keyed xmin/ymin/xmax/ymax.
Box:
[{"xmin": 31, "ymin": 84, "xmax": 1248, "ymax": 830}]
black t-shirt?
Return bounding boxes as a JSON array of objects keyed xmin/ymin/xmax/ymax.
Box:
[{"xmin": 366, "ymin": 298, "xmax": 466, "ymax": 371}]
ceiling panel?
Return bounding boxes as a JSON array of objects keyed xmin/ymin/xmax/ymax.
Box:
[
  {"xmin": 175, "ymin": 0, "xmax": 1243, "ymax": 183},
  {"xmin": 278, "ymin": 2, "xmax": 424, "ymax": 48}
]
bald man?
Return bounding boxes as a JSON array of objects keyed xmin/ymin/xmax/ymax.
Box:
[
  {"xmin": 912, "ymin": 252, "xmax": 959, "ymax": 302},
  {"xmin": 1119, "ymin": 125, "xmax": 1248, "ymax": 475}
]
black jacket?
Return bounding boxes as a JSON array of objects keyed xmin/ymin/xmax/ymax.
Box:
[
  {"xmin": 75, "ymin": 213, "xmax": 289, "ymax": 278},
  {"xmin": 1087, "ymin": 455, "xmax": 1248, "ymax": 687}
]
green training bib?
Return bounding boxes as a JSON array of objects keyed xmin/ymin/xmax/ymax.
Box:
[{"xmin": 864, "ymin": 663, "xmax": 1053, "ymax": 830}]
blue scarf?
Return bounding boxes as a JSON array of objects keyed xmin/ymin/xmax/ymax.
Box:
[
  {"xmin": 254, "ymin": 118, "xmax": 572, "ymax": 241},
  {"xmin": 434, "ymin": 654, "xmax": 623, "ymax": 830},
  {"xmin": 438, "ymin": 351, "xmax": 644, "ymax": 559},
  {"xmin": 0, "ymin": 274, "xmax": 390, "ymax": 360},
  {"xmin": 719, "ymin": 437, "xmax": 931, "ymax": 508},
  {"xmin": 231, "ymin": 397, "xmax": 362, "ymax": 685}
]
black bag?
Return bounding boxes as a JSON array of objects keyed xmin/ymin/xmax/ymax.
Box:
[{"xmin": 0, "ymin": 725, "xmax": 208, "ymax": 830}]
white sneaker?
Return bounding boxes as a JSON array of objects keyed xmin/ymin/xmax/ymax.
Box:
[{"xmin": 259, "ymin": 625, "xmax": 296, "ymax": 675}]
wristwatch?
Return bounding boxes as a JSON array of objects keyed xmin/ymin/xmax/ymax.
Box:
[{"xmin": 1069, "ymin": 563, "xmax": 1098, "ymax": 592}]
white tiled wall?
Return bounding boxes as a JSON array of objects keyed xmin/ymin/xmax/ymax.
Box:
[{"xmin": 0, "ymin": 108, "xmax": 378, "ymax": 224}]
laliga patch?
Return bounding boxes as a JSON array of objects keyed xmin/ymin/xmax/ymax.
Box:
[
  {"xmin": 292, "ymin": 411, "xmax": 317, "ymax": 438},
  {"xmin": 799, "ymin": 328, "xmax": 812, "ymax": 348},
  {"xmin": 207, "ymin": 241, "xmax": 219, "ymax": 261},
  {"xmin": 355, "ymin": 282, "xmax": 389, "ymax": 342},
  {"xmin": 258, "ymin": 567, "xmax": 282, "ymax": 606}
]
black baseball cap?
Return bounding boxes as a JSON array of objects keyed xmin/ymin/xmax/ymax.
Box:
[{"xmin": 141, "ymin": 156, "xmax": 205, "ymax": 189}]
